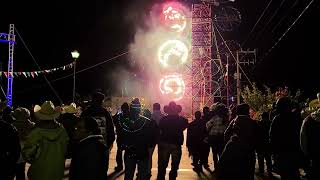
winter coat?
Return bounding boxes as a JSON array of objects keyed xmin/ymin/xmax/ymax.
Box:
[
  {"xmin": 270, "ymin": 112, "xmax": 301, "ymax": 155},
  {"xmin": 187, "ymin": 119, "xmax": 207, "ymax": 152},
  {"xmin": 300, "ymin": 113, "xmax": 320, "ymax": 159},
  {"xmin": 218, "ymin": 115, "xmax": 258, "ymax": 180},
  {"xmin": 23, "ymin": 122, "xmax": 69, "ymax": 180},
  {"xmin": 81, "ymin": 105, "xmax": 115, "ymax": 148},
  {"xmin": 121, "ymin": 115, "xmax": 157, "ymax": 160},
  {"xmin": 159, "ymin": 115, "xmax": 188, "ymax": 145},
  {"xmin": 69, "ymin": 135, "xmax": 108, "ymax": 180}
]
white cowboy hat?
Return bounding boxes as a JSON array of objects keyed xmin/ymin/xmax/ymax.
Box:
[
  {"xmin": 62, "ymin": 103, "xmax": 77, "ymax": 114},
  {"xmin": 34, "ymin": 101, "xmax": 61, "ymax": 120}
]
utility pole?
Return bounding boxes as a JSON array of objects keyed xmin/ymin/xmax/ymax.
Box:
[{"xmin": 235, "ymin": 49, "xmax": 256, "ymax": 105}]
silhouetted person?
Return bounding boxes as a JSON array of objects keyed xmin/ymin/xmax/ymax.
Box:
[
  {"xmin": 81, "ymin": 91, "xmax": 115, "ymax": 174},
  {"xmin": 202, "ymin": 106, "xmax": 211, "ymax": 168},
  {"xmin": 256, "ymin": 112, "xmax": 273, "ymax": 176},
  {"xmin": 23, "ymin": 101, "xmax": 69, "ymax": 180},
  {"xmin": 147, "ymin": 103, "xmax": 163, "ymax": 178},
  {"xmin": 206, "ymin": 104, "xmax": 229, "ymax": 171},
  {"xmin": 300, "ymin": 109, "xmax": 320, "ymax": 180},
  {"xmin": 69, "ymin": 117, "xmax": 108, "ymax": 180},
  {"xmin": 122, "ymin": 98, "xmax": 156, "ymax": 180},
  {"xmin": 12, "ymin": 107, "xmax": 35, "ymax": 180},
  {"xmin": 217, "ymin": 103, "xmax": 258, "ymax": 180},
  {"xmin": 113, "ymin": 102, "xmax": 129, "ymax": 172},
  {"xmin": 187, "ymin": 111, "xmax": 207, "ymax": 172},
  {"xmin": 270, "ymin": 97, "xmax": 301, "ymax": 180},
  {"xmin": 0, "ymin": 119, "xmax": 21, "ymax": 180},
  {"xmin": 157, "ymin": 102, "xmax": 188, "ymax": 180}
]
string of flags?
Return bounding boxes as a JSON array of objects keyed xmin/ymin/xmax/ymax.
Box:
[{"xmin": 0, "ymin": 62, "xmax": 74, "ymax": 78}]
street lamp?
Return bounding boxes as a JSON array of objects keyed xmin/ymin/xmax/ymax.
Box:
[{"xmin": 71, "ymin": 50, "xmax": 80, "ymax": 103}]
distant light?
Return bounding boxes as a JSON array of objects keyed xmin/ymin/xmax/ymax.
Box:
[
  {"xmin": 71, "ymin": 50, "xmax": 80, "ymax": 59},
  {"xmin": 159, "ymin": 74, "xmax": 185, "ymax": 101},
  {"xmin": 158, "ymin": 40, "xmax": 188, "ymax": 68}
]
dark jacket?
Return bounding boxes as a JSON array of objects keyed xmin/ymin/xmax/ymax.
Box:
[
  {"xmin": 256, "ymin": 117, "xmax": 271, "ymax": 151},
  {"xmin": 69, "ymin": 135, "xmax": 108, "ymax": 180},
  {"xmin": 81, "ymin": 105, "xmax": 115, "ymax": 148},
  {"xmin": 224, "ymin": 115, "xmax": 259, "ymax": 151},
  {"xmin": 121, "ymin": 115, "xmax": 157, "ymax": 159},
  {"xmin": 187, "ymin": 118, "xmax": 207, "ymax": 151},
  {"xmin": 0, "ymin": 120, "xmax": 21, "ymax": 179},
  {"xmin": 300, "ymin": 114, "xmax": 320, "ymax": 159},
  {"xmin": 270, "ymin": 113, "xmax": 301, "ymax": 154},
  {"xmin": 159, "ymin": 115, "xmax": 188, "ymax": 145}
]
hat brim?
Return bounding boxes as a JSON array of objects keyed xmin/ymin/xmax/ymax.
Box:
[
  {"xmin": 34, "ymin": 105, "xmax": 61, "ymax": 120},
  {"xmin": 34, "ymin": 111, "xmax": 60, "ymax": 120}
]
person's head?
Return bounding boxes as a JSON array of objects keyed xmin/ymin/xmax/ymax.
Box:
[
  {"xmin": 214, "ymin": 103, "xmax": 229, "ymax": 118},
  {"xmin": 203, "ymin": 106, "xmax": 210, "ymax": 116},
  {"xmin": 121, "ymin": 102, "xmax": 129, "ymax": 114},
  {"xmin": 74, "ymin": 117, "xmax": 100, "ymax": 140},
  {"xmin": 195, "ymin": 111, "xmax": 201, "ymax": 120},
  {"xmin": 276, "ymin": 97, "xmax": 292, "ymax": 113},
  {"xmin": 13, "ymin": 107, "xmax": 31, "ymax": 121},
  {"xmin": 153, "ymin": 103, "xmax": 161, "ymax": 111},
  {"xmin": 91, "ymin": 92, "xmax": 105, "ymax": 105},
  {"xmin": 236, "ymin": 103, "xmax": 250, "ymax": 116},
  {"xmin": 130, "ymin": 98, "xmax": 141, "ymax": 116}
]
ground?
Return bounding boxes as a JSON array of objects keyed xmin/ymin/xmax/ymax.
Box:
[{"xmin": 23, "ymin": 130, "xmax": 284, "ymax": 180}]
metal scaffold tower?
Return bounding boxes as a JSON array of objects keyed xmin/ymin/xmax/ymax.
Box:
[
  {"xmin": 0, "ymin": 24, "xmax": 15, "ymax": 107},
  {"xmin": 191, "ymin": 3, "xmax": 213, "ymax": 113}
]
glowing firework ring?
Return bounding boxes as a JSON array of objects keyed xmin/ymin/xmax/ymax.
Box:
[
  {"xmin": 158, "ymin": 40, "xmax": 189, "ymax": 68},
  {"xmin": 159, "ymin": 74, "xmax": 185, "ymax": 101},
  {"xmin": 162, "ymin": 5, "xmax": 187, "ymax": 33}
]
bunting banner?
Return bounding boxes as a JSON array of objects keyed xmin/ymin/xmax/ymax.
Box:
[{"xmin": 0, "ymin": 62, "xmax": 74, "ymax": 78}]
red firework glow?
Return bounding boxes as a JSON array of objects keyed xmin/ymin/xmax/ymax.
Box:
[
  {"xmin": 161, "ymin": 4, "xmax": 187, "ymax": 33},
  {"xmin": 159, "ymin": 74, "xmax": 185, "ymax": 101}
]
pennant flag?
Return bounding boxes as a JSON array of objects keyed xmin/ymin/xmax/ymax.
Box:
[
  {"xmin": 4, "ymin": 72, "xmax": 8, "ymax": 78},
  {"xmin": 45, "ymin": 70, "xmax": 50, "ymax": 73},
  {"xmin": 14, "ymin": 72, "xmax": 18, "ymax": 77},
  {"xmin": 35, "ymin": 72, "xmax": 38, "ymax": 76},
  {"xmin": 0, "ymin": 72, "xmax": 2, "ymax": 76},
  {"xmin": 26, "ymin": 72, "xmax": 31, "ymax": 77},
  {"xmin": 63, "ymin": 66, "xmax": 66, "ymax": 70},
  {"xmin": 31, "ymin": 72, "xmax": 35, "ymax": 78},
  {"xmin": 22, "ymin": 72, "xmax": 27, "ymax": 77},
  {"xmin": 18, "ymin": 72, "xmax": 22, "ymax": 75}
]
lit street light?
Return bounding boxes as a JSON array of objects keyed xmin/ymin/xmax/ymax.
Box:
[{"xmin": 71, "ymin": 50, "xmax": 80, "ymax": 103}]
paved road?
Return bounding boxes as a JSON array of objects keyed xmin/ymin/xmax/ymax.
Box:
[{"xmin": 24, "ymin": 131, "xmax": 280, "ymax": 180}]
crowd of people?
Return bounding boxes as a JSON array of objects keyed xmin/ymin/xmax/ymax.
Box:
[{"xmin": 0, "ymin": 91, "xmax": 320, "ymax": 180}]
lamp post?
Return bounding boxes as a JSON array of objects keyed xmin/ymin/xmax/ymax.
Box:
[{"xmin": 71, "ymin": 50, "xmax": 80, "ymax": 103}]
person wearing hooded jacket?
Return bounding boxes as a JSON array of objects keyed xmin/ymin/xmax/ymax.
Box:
[
  {"xmin": 22, "ymin": 101, "xmax": 69, "ymax": 180},
  {"xmin": 69, "ymin": 116, "xmax": 108, "ymax": 180}
]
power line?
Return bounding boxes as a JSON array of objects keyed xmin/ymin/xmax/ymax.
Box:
[
  {"xmin": 15, "ymin": 27, "xmax": 63, "ymax": 104},
  {"xmin": 271, "ymin": 0, "xmax": 299, "ymax": 33},
  {"xmin": 254, "ymin": 0, "xmax": 287, "ymax": 42},
  {"xmin": 261, "ymin": 0, "xmax": 315, "ymax": 60},
  {"xmin": 15, "ymin": 50, "xmax": 130, "ymax": 94},
  {"xmin": 241, "ymin": 0, "xmax": 273, "ymax": 47},
  {"xmin": 213, "ymin": 23, "xmax": 253, "ymax": 86}
]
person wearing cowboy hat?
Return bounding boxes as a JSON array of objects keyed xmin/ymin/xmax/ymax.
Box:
[
  {"xmin": 58, "ymin": 103, "xmax": 79, "ymax": 139},
  {"xmin": 22, "ymin": 101, "xmax": 69, "ymax": 180},
  {"xmin": 12, "ymin": 107, "xmax": 35, "ymax": 180},
  {"xmin": 157, "ymin": 101, "xmax": 188, "ymax": 180}
]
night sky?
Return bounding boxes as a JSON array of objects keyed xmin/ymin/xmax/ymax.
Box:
[{"xmin": 0, "ymin": 0, "xmax": 319, "ymax": 106}]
